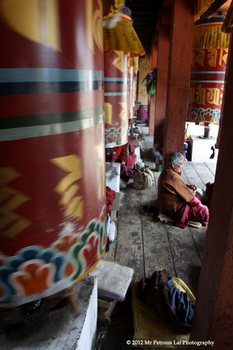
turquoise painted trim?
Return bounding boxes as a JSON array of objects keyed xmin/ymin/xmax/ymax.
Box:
[
  {"xmin": 0, "ymin": 116, "xmax": 104, "ymax": 141},
  {"xmin": 104, "ymin": 77, "xmax": 128, "ymax": 82},
  {"xmin": 0, "ymin": 68, "xmax": 103, "ymax": 83},
  {"xmin": 190, "ymin": 80, "xmax": 225, "ymax": 83},
  {"xmin": 191, "ymin": 71, "xmax": 225, "ymax": 75},
  {"xmin": 104, "ymin": 92, "xmax": 128, "ymax": 96}
]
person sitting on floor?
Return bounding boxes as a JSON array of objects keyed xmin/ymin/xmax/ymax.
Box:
[{"xmin": 157, "ymin": 152, "xmax": 209, "ymax": 228}]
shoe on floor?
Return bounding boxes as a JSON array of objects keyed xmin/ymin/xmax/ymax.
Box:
[
  {"xmin": 157, "ymin": 212, "xmax": 175, "ymax": 224},
  {"xmin": 187, "ymin": 221, "xmax": 202, "ymax": 229}
]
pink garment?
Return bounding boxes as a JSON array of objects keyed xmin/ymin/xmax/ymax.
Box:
[
  {"xmin": 137, "ymin": 105, "xmax": 148, "ymax": 123},
  {"xmin": 176, "ymin": 203, "xmax": 209, "ymax": 228},
  {"xmin": 190, "ymin": 196, "xmax": 201, "ymax": 206}
]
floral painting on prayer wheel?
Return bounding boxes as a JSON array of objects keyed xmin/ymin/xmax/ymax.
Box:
[
  {"xmin": 104, "ymin": 50, "xmax": 129, "ymax": 147},
  {"xmin": 0, "ymin": 0, "xmax": 107, "ymax": 306},
  {"xmin": 188, "ymin": 17, "xmax": 230, "ymax": 125}
]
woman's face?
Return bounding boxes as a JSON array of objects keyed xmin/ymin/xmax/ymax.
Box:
[{"xmin": 172, "ymin": 159, "xmax": 185, "ymax": 174}]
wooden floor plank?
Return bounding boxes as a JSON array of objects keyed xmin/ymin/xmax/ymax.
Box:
[
  {"xmin": 115, "ymin": 220, "xmax": 144, "ymax": 279},
  {"xmin": 205, "ymin": 161, "xmax": 217, "ymax": 176},
  {"xmin": 165, "ymin": 224, "xmax": 202, "ymax": 293},
  {"xmin": 192, "ymin": 162, "xmax": 215, "ymax": 185},
  {"xmin": 119, "ymin": 188, "xmax": 141, "ymax": 210},
  {"xmin": 182, "ymin": 161, "xmax": 205, "ymax": 189},
  {"xmin": 189, "ymin": 226, "xmax": 207, "ymax": 262},
  {"xmin": 142, "ymin": 217, "xmax": 176, "ymax": 277},
  {"xmin": 140, "ymin": 185, "xmax": 157, "ymax": 209}
]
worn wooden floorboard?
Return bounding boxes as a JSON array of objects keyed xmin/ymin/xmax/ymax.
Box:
[
  {"xmin": 119, "ymin": 188, "xmax": 141, "ymax": 210},
  {"xmin": 189, "ymin": 226, "xmax": 207, "ymax": 261},
  {"xmin": 204, "ymin": 161, "xmax": 217, "ymax": 176},
  {"xmin": 182, "ymin": 161, "xmax": 206, "ymax": 189},
  {"xmin": 143, "ymin": 217, "xmax": 176, "ymax": 277},
  {"xmin": 164, "ymin": 224, "xmax": 202, "ymax": 294},
  {"xmin": 191, "ymin": 162, "xmax": 215, "ymax": 185},
  {"xmin": 115, "ymin": 220, "xmax": 144, "ymax": 279}
]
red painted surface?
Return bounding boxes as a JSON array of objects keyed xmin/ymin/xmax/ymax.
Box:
[
  {"xmin": 0, "ymin": 126, "xmax": 105, "ymax": 256},
  {"xmin": 0, "ymin": 91, "xmax": 103, "ymax": 117},
  {"xmin": 153, "ymin": 7, "xmax": 171, "ymax": 149},
  {"xmin": 0, "ymin": 0, "xmax": 103, "ymax": 69},
  {"xmin": 188, "ymin": 19, "xmax": 228, "ymax": 124},
  {"xmin": 163, "ymin": 0, "xmax": 195, "ymax": 158},
  {"xmin": 0, "ymin": 0, "xmax": 106, "ymax": 304},
  {"xmin": 189, "ymin": 49, "xmax": 226, "ymax": 123}
]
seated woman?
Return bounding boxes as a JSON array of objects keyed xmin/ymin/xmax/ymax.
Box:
[{"xmin": 157, "ymin": 152, "xmax": 209, "ymax": 228}]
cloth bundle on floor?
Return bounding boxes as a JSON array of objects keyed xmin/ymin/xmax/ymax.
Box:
[
  {"xmin": 132, "ymin": 283, "xmax": 190, "ymax": 349},
  {"xmin": 131, "ymin": 270, "xmax": 195, "ymax": 349},
  {"xmin": 137, "ymin": 270, "xmax": 195, "ymax": 333},
  {"xmin": 132, "ymin": 167, "xmax": 154, "ymax": 190}
]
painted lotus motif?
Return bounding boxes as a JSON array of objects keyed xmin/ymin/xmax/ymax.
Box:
[
  {"xmin": 0, "ymin": 246, "xmax": 72, "ymax": 302},
  {"xmin": 188, "ymin": 107, "xmax": 220, "ymax": 123},
  {"xmin": 71, "ymin": 219, "xmax": 107, "ymax": 280},
  {"xmin": 105, "ymin": 127, "xmax": 128, "ymax": 147},
  {"xmin": 0, "ymin": 215, "xmax": 106, "ymax": 304}
]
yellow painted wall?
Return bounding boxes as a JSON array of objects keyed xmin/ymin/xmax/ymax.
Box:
[{"xmin": 138, "ymin": 55, "xmax": 149, "ymax": 106}]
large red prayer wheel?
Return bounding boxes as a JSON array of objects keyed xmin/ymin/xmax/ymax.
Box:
[
  {"xmin": 188, "ymin": 17, "xmax": 229, "ymax": 124},
  {"xmin": 0, "ymin": 0, "xmax": 106, "ymax": 306},
  {"xmin": 104, "ymin": 50, "xmax": 129, "ymax": 147}
]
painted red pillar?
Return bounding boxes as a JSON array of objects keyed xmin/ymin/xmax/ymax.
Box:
[
  {"xmin": 153, "ymin": 5, "xmax": 171, "ymax": 152},
  {"xmin": 191, "ymin": 27, "xmax": 233, "ymax": 348},
  {"xmin": 0, "ymin": 0, "xmax": 106, "ymax": 306},
  {"xmin": 163, "ymin": 0, "xmax": 195, "ymax": 159}
]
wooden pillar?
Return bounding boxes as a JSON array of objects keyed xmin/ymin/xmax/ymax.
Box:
[
  {"xmin": 163, "ymin": 0, "xmax": 195, "ymax": 159},
  {"xmin": 153, "ymin": 5, "xmax": 171, "ymax": 149},
  {"xmin": 191, "ymin": 34, "xmax": 233, "ymax": 348}
]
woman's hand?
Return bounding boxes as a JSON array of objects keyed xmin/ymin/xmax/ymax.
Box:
[
  {"xmin": 186, "ymin": 184, "xmax": 197, "ymax": 194},
  {"xmin": 187, "ymin": 184, "xmax": 197, "ymax": 191}
]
